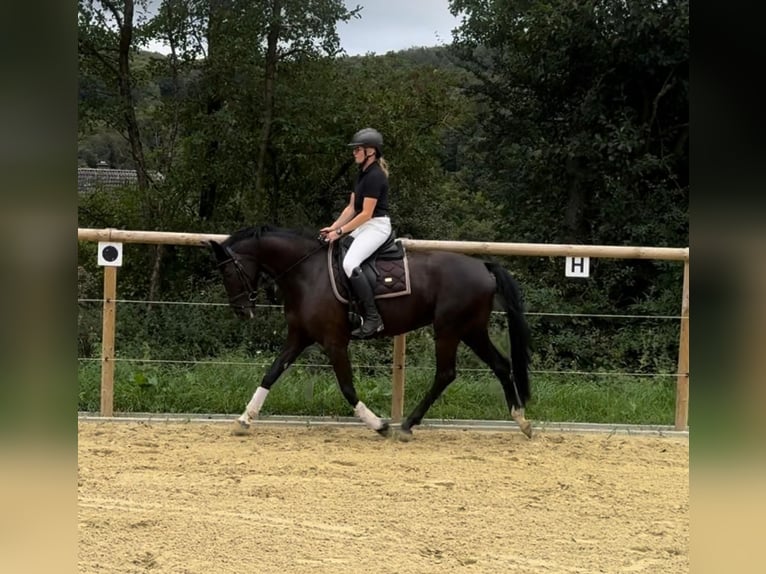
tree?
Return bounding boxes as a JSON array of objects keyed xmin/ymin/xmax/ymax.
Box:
[
  {"xmin": 144, "ymin": 0, "xmax": 361, "ymax": 221},
  {"xmin": 448, "ymin": 0, "xmax": 689, "ymax": 373},
  {"xmin": 79, "ymin": 0, "xmax": 153, "ymax": 189},
  {"xmin": 450, "ymin": 0, "xmax": 688, "ymax": 247}
]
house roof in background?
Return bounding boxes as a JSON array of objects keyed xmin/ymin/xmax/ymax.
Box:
[{"xmin": 78, "ymin": 167, "xmax": 163, "ymax": 193}]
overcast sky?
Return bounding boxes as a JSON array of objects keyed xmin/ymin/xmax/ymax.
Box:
[
  {"xmin": 145, "ymin": 0, "xmax": 461, "ymax": 56},
  {"xmin": 340, "ymin": 0, "xmax": 461, "ymax": 55}
]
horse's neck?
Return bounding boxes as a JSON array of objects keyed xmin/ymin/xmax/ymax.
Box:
[{"xmin": 256, "ymin": 234, "xmax": 314, "ymax": 277}]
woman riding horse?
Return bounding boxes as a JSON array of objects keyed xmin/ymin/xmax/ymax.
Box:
[
  {"xmin": 210, "ymin": 222, "xmax": 533, "ymax": 440},
  {"xmin": 320, "ymin": 128, "xmax": 390, "ymax": 338}
]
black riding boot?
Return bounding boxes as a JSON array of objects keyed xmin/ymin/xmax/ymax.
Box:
[{"xmin": 349, "ymin": 267, "xmax": 384, "ymax": 338}]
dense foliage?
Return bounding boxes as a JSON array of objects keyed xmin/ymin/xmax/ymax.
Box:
[{"xmin": 78, "ymin": 0, "xmax": 688, "ymax": 415}]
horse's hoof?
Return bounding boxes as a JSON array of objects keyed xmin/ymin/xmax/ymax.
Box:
[
  {"xmin": 231, "ymin": 419, "xmax": 252, "ymax": 436},
  {"xmin": 519, "ymin": 420, "xmax": 533, "ymax": 439},
  {"xmin": 397, "ymin": 427, "xmax": 414, "ymax": 442},
  {"xmin": 376, "ymin": 422, "xmax": 391, "ymax": 437}
]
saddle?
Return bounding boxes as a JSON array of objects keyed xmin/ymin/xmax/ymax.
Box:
[{"xmin": 328, "ymin": 231, "xmax": 411, "ymax": 304}]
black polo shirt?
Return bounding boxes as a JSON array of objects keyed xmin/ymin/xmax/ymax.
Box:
[{"xmin": 353, "ymin": 161, "xmax": 389, "ymax": 217}]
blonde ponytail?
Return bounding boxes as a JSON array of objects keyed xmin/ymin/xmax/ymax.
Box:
[{"xmin": 378, "ymin": 157, "xmax": 389, "ymax": 178}]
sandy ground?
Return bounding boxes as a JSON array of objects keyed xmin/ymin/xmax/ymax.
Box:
[{"xmin": 78, "ymin": 421, "xmax": 688, "ymax": 574}]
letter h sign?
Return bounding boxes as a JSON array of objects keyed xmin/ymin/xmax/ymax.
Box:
[{"xmin": 565, "ymin": 256, "xmax": 590, "ymax": 278}]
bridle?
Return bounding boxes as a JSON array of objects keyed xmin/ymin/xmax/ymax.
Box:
[
  {"xmin": 217, "ymin": 246, "xmax": 260, "ymax": 311},
  {"xmin": 216, "ymin": 240, "xmax": 326, "ymax": 311}
]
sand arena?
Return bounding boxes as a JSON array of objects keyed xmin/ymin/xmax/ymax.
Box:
[{"xmin": 78, "ymin": 421, "xmax": 688, "ymax": 573}]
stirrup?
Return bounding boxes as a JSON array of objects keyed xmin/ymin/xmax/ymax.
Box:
[{"xmin": 351, "ymin": 317, "xmax": 384, "ymax": 338}]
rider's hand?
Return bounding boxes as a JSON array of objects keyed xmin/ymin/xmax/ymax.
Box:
[
  {"xmin": 318, "ymin": 227, "xmax": 332, "ymax": 244},
  {"xmin": 319, "ymin": 226, "xmax": 341, "ymax": 243}
]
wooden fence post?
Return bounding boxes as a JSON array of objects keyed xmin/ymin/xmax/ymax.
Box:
[
  {"xmin": 391, "ymin": 334, "xmax": 406, "ymax": 423},
  {"xmin": 674, "ymin": 260, "xmax": 690, "ymax": 430},
  {"xmin": 100, "ymin": 266, "xmax": 117, "ymax": 417}
]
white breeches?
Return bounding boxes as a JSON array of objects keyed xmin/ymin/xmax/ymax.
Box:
[{"xmin": 342, "ymin": 216, "xmax": 392, "ymax": 277}]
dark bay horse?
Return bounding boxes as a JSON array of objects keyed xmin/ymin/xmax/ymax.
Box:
[{"xmin": 210, "ymin": 225, "xmax": 532, "ymax": 439}]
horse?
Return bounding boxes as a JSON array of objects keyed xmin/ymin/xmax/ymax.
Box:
[{"xmin": 209, "ymin": 225, "xmax": 532, "ymax": 440}]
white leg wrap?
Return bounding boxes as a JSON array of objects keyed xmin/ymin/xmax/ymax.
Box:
[
  {"xmin": 354, "ymin": 401, "xmax": 383, "ymax": 430},
  {"xmin": 240, "ymin": 387, "xmax": 269, "ymax": 422}
]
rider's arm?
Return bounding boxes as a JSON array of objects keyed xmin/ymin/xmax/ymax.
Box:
[{"xmin": 337, "ymin": 197, "xmax": 377, "ymax": 234}]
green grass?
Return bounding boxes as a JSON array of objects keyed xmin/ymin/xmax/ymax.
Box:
[{"xmin": 78, "ymin": 354, "xmax": 676, "ymax": 425}]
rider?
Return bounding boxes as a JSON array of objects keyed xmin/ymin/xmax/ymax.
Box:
[{"xmin": 320, "ymin": 127, "xmax": 391, "ymax": 338}]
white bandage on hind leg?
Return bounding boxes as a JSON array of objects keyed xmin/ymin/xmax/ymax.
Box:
[
  {"xmin": 354, "ymin": 401, "xmax": 383, "ymax": 430},
  {"xmin": 245, "ymin": 387, "xmax": 270, "ymax": 419}
]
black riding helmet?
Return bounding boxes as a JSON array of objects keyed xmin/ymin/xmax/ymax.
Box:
[{"xmin": 348, "ymin": 127, "xmax": 383, "ymax": 156}]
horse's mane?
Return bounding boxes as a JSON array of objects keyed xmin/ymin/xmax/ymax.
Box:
[{"xmin": 223, "ymin": 224, "xmax": 317, "ymax": 247}]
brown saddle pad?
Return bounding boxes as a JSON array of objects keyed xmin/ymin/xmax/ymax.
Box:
[{"xmin": 327, "ymin": 243, "xmax": 411, "ymax": 304}]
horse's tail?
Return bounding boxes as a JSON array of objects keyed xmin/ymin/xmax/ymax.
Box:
[{"xmin": 485, "ymin": 262, "xmax": 531, "ymax": 405}]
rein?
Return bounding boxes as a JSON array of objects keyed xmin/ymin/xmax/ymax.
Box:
[{"xmin": 271, "ymin": 241, "xmax": 325, "ymax": 283}]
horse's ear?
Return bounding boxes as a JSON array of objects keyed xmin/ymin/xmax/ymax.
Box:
[{"xmin": 208, "ymin": 240, "xmax": 226, "ymax": 262}]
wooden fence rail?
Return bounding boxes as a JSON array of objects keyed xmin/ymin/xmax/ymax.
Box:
[{"xmin": 78, "ymin": 228, "xmax": 690, "ymax": 429}]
